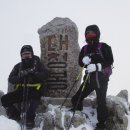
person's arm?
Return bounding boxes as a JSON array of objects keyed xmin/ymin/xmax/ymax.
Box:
[
  {"xmin": 8, "ymin": 63, "xmax": 21, "ymax": 84},
  {"xmin": 85, "ymin": 43, "xmax": 114, "ymax": 73},
  {"xmin": 101, "ymin": 43, "xmax": 114, "ymax": 69},
  {"xmin": 33, "ymin": 61, "xmax": 48, "ymax": 82},
  {"xmin": 78, "ymin": 46, "xmax": 86, "ymax": 67}
]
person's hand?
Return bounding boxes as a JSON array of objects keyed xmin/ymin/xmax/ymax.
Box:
[
  {"xmin": 86, "ymin": 64, "xmax": 96, "ymax": 73},
  {"xmin": 85, "ymin": 63, "xmax": 102, "ymax": 73},
  {"xmin": 19, "ymin": 70, "xmax": 28, "ymax": 78},
  {"xmin": 82, "ymin": 56, "xmax": 91, "ymax": 65},
  {"xmin": 27, "ymin": 68, "xmax": 36, "ymax": 75}
]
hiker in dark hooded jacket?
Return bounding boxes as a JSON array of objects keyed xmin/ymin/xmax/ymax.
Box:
[
  {"xmin": 1, "ymin": 45, "xmax": 48, "ymax": 128},
  {"xmin": 71, "ymin": 25, "xmax": 114, "ymax": 130}
]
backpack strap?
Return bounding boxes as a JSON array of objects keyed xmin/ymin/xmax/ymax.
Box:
[
  {"xmin": 97, "ymin": 42, "xmax": 104, "ymax": 59},
  {"xmin": 97, "ymin": 42, "xmax": 103, "ymax": 49},
  {"xmin": 83, "ymin": 42, "xmax": 103, "ymax": 56},
  {"xmin": 83, "ymin": 45, "xmax": 88, "ymax": 55}
]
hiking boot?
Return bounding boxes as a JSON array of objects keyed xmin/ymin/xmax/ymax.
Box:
[
  {"xmin": 68, "ymin": 108, "xmax": 75, "ymax": 112},
  {"xmin": 95, "ymin": 122, "xmax": 106, "ymax": 130},
  {"xmin": 26, "ymin": 120, "xmax": 35, "ymax": 129},
  {"xmin": 26, "ymin": 115, "xmax": 35, "ymax": 129},
  {"xmin": 95, "ymin": 128, "xmax": 106, "ymax": 130},
  {"xmin": 6, "ymin": 106, "xmax": 20, "ymax": 122},
  {"xmin": 68, "ymin": 107, "xmax": 83, "ymax": 112}
]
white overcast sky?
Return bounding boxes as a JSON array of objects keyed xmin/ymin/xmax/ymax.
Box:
[{"xmin": 0, "ymin": 0, "xmax": 130, "ymax": 99}]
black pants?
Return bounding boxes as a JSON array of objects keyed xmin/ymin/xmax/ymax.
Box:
[
  {"xmin": 71, "ymin": 72, "xmax": 109, "ymax": 123},
  {"xmin": 1, "ymin": 87, "xmax": 41, "ymax": 121}
]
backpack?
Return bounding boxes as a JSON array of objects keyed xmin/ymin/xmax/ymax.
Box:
[{"xmin": 83, "ymin": 42, "xmax": 113, "ymax": 77}]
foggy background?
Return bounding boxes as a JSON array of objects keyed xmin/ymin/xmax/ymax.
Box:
[{"xmin": 0, "ymin": 0, "xmax": 130, "ymax": 100}]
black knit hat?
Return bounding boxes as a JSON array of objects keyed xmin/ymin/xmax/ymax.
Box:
[
  {"xmin": 20, "ymin": 45, "xmax": 34, "ymax": 55},
  {"xmin": 85, "ymin": 25, "xmax": 100, "ymax": 40}
]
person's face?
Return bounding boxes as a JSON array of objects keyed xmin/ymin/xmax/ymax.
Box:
[
  {"xmin": 21, "ymin": 51, "xmax": 33, "ymax": 59},
  {"xmin": 85, "ymin": 31, "xmax": 97, "ymax": 44},
  {"xmin": 85, "ymin": 31, "xmax": 96, "ymax": 39}
]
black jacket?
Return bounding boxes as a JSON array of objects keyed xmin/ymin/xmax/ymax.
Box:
[
  {"xmin": 79, "ymin": 42, "xmax": 114, "ymax": 69},
  {"xmin": 8, "ymin": 55, "xmax": 48, "ymax": 85}
]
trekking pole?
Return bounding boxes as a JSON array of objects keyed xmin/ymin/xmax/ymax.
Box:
[
  {"xmin": 68, "ymin": 73, "xmax": 89, "ymax": 130},
  {"xmin": 21, "ymin": 76, "xmax": 29, "ymax": 130},
  {"xmin": 60, "ymin": 65, "xmax": 85, "ymax": 110},
  {"xmin": 21, "ymin": 77, "xmax": 26, "ymax": 130}
]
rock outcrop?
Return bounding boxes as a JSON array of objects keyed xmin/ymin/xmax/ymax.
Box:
[
  {"xmin": 35, "ymin": 90, "xmax": 129, "ymax": 130},
  {"xmin": 38, "ymin": 17, "xmax": 81, "ymax": 97},
  {"xmin": 0, "ymin": 89, "xmax": 129, "ymax": 130},
  {"xmin": 0, "ymin": 90, "xmax": 6, "ymax": 117}
]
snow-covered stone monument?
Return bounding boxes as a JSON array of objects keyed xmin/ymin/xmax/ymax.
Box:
[{"xmin": 38, "ymin": 17, "xmax": 81, "ymax": 97}]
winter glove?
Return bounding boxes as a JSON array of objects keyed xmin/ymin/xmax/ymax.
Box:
[
  {"xmin": 82, "ymin": 56, "xmax": 91, "ymax": 65},
  {"xmin": 19, "ymin": 70, "xmax": 29, "ymax": 78},
  {"xmin": 86, "ymin": 63, "xmax": 102, "ymax": 73},
  {"xmin": 96, "ymin": 63, "xmax": 102, "ymax": 71},
  {"xmin": 27, "ymin": 68, "xmax": 36, "ymax": 75},
  {"xmin": 86, "ymin": 64, "xmax": 96, "ymax": 73}
]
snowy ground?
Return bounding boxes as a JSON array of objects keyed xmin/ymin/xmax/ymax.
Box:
[{"xmin": 0, "ymin": 105, "xmax": 130, "ymax": 130}]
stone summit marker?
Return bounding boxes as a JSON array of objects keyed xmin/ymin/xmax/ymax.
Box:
[{"xmin": 38, "ymin": 17, "xmax": 81, "ymax": 97}]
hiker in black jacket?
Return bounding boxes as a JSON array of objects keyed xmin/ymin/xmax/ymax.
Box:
[
  {"xmin": 1, "ymin": 45, "xmax": 48, "ymax": 128},
  {"xmin": 71, "ymin": 25, "xmax": 114, "ymax": 130}
]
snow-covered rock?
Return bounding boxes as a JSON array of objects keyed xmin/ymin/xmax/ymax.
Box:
[
  {"xmin": 117, "ymin": 89, "xmax": 128, "ymax": 101},
  {"xmin": 106, "ymin": 95, "xmax": 129, "ymax": 130},
  {"xmin": 0, "ymin": 90, "xmax": 7, "ymax": 117},
  {"xmin": 36, "ymin": 105, "xmax": 93, "ymax": 130},
  {"xmin": 0, "ymin": 90, "xmax": 4, "ymax": 106},
  {"xmin": 0, "ymin": 90, "xmax": 4, "ymax": 97},
  {"xmin": 0, "ymin": 89, "xmax": 130, "ymax": 130},
  {"xmin": 0, "ymin": 106, "xmax": 6, "ymax": 117},
  {"xmin": 0, "ymin": 115, "xmax": 20, "ymax": 130},
  {"xmin": 35, "ymin": 90, "xmax": 130, "ymax": 130}
]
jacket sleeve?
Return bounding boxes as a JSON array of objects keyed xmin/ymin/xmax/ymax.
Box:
[
  {"xmin": 101, "ymin": 43, "xmax": 114, "ymax": 69},
  {"xmin": 78, "ymin": 46, "xmax": 86, "ymax": 67},
  {"xmin": 78, "ymin": 43, "xmax": 114, "ymax": 69},
  {"xmin": 33, "ymin": 61, "xmax": 48, "ymax": 82},
  {"xmin": 8, "ymin": 63, "xmax": 21, "ymax": 84}
]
